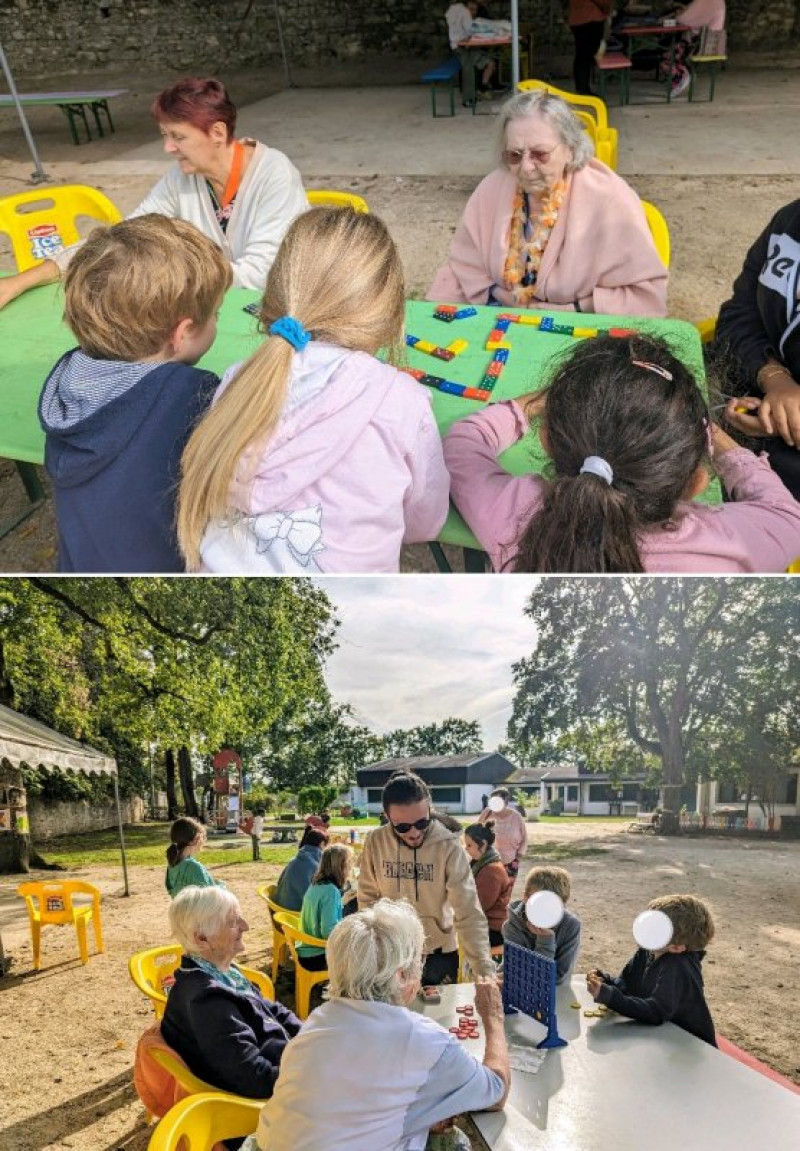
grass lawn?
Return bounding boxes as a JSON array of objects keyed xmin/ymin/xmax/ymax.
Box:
[{"xmin": 42, "ymin": 823, "xmax": 297, "ymax": 868}]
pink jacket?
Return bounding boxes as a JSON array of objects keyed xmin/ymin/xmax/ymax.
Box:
[
  {"xmin": 443, "ymin": 401, "xmax": 800, "ymax": 573},
  {"xmin": 200, "ymin": 344, "xmax": 449, "ymax": 573},
  {"xmin": 478, "ymin": 806, "xmax": 528, "ymax": 866},
  {"xmin": 680, "ymin": 0, "xmax": 726, "ymax": 32},
  {"xmin": 427, "ymin": 163, "xmax": 668, "ymax": 318}
]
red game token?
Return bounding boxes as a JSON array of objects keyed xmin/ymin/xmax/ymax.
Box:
[{"xmin": 449, "ymin": 1027, "xmax": 461, "ymax": 1034}]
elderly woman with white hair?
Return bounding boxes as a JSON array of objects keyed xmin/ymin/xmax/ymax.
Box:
[
  {"xmin": 428, "ymin": 89, "xmax": 667, "ymax": 317},
  {"xmin": 252, "ymin": 898, "xmax": 509, "ymax": 1151},
  {"xmin": 160, "ymin": 885, "xmax": 301, "ymax": 1098}
]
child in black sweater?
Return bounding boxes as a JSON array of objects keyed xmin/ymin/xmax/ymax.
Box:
[{"xmin": 587, "ymin": 893, "xmax": 716, "ymax": 1045}]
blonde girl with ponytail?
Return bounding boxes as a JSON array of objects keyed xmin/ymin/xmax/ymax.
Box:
[{"xmin": 178, "ymin": 207, "xmax": 449, "ymax": 572}]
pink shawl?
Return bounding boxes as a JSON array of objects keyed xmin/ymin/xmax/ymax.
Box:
[{"xmin": 427, "ymin": 160, "xmax": 668, "ymax": 317}]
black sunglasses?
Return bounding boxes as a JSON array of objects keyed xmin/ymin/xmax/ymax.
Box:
[{"xmin": 391, "ymin": 816, "xmax": 432, "ymax": 834}]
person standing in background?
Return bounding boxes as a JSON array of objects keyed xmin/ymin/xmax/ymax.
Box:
[{"xmin": 568, "ymin": 0, "xmax": 614, "ymax": 95}]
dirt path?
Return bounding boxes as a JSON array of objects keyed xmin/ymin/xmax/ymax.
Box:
[{"xmin": 0, "ymin": 821, "xmax": 797, "ymax": 1150}]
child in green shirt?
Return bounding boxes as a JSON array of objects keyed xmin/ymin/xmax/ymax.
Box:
[{"xmin": 165, "ymin": 816, "xmax": 224, "ymax": 898}]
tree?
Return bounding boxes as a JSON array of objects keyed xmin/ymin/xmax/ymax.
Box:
[
  {"xmin": 257, "ymin": 700, "xmax": 384, "ymax": 793},
  {"xmin": 506, "ymin": 578, "xmax": 798, "ymax": 834},
  {"xmin": 0, "ymin": 578, "xmax": 339, "ymax": 816},
  {"xmin": 384, "ymin": 717, "xmax": 483, "ymax": 758}
]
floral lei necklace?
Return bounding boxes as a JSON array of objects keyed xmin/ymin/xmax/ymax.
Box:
[{"xmin": 503, "ymin": 179, "xmax": 568, "ymax": 305}]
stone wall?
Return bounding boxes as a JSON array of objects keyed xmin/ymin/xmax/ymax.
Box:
[
  {"xmin": 28, "ymin": 794, "xmax": 145, "ymax": 841},
  {"xmin": 0, "ymin": 0, "xmax": 796, "ymax": 76}
]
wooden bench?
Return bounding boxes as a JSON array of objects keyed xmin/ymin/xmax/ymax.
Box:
[
  {"xmin": 421, "ymin": 58, "xmax": 461, "ymax": 118},
  {"xmin": 688, "ymin": 54, "xmax": 727, "ymax": 102},
  {"xmin": 595, "ymin": 53, "xmax": 632, "ymax": 105},
  {"xmin": 627, "ymin": 811, "xmax": 660, "ymax": 833},
  {"xmin": 0, "ymin": 89, "xmax": 129, "ymax": 145}
]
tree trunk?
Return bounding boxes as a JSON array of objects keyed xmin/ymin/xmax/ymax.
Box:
[
  {"xmin": 178, "ymin": 745, "xmax": 199, "ymax": 818},
  {"xmin": 165, "ymin": 749, "xmax": 179, "ymax": 820}
]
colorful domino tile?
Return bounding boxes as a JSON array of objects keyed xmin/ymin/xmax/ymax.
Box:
[{"xmin": 406, "ymin": 334, "xmax": 469, "ymax": 361}]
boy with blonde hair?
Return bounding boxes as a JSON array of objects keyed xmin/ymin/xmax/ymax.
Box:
[
  {"xmin": 587, "ymin": 893, "xmax": 716, "ymax": 1045},
  {"xmin": 502, "ymin": 865, "xmax": 581, "ymax": 984},
  {"xmin": 39, "ymin": 214, "xmax": 231, "ymax": 572}
]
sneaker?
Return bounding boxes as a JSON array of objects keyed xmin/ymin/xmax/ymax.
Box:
[{"xmin": 671, "ymin": 68, "xmax": 691, "ymax": 97}]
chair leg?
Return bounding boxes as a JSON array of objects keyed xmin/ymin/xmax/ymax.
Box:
[
  {"xmin": 92, "ymin": 903, "xmax": 104, "ymax": 954},
  {"xmin": 297, "ymin": 977, "xmax": 310, "ymax": 1020},
  {"xmin": 428, "ymin": 541, "xmax": 453, "ymax": 572},
  {"xmin": 31, "ymin": 920, "xmax": 41, "ymax": 971},
  {"xmin": 75, "ymin": 914, "xmax": 89, "ymax": 964}
]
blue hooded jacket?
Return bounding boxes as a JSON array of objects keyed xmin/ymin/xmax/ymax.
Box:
[
  {"xmin": 274, "ymin": 845, "xmax": 324, "ymax": 911},
  {"xmin": 38, "ymin": 348, "xmax": 218, "ymax": 572}
]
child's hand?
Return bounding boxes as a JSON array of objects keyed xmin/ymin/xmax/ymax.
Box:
[
  {"xmin": 525, "ymin": 921, "xmax": 554, "ymax": 938},
  {"xmin": 723, "ymin": 398, "xmax": 769, "ymax": 439},
  {"xmin": 758, "ymin": 377, "xmax": 800, "ymax": 448},
  {"xmin": 586, "ymin": 971, "xmax": 605, "ymax": 1000}
]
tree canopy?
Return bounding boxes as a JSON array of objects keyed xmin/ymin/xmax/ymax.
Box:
[
  {"xmin": 0, "ymin": 578, "xmax": 338, "ymax": 797},
  {"xmin": 506, "ymin": 578, "xmax": 798, "ymax": 829},
  {"xmin": 383, "ymin": 717, "xmax": 483, "ymax": 758}
]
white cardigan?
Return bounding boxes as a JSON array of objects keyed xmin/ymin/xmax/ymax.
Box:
[
  {"xmin": 54, "ymin": 141, "xmax": 307, "ymax": 291},
  {"xmin": 129, "ymin": 140, "xmax": 308, "ymax": 289}
]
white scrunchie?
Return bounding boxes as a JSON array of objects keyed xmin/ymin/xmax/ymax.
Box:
[{"xmin": 579, "ymin": 456, "xmax": 614, "ymax": 485}]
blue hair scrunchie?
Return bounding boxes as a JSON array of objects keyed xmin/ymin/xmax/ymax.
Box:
[{"xmin": 268, "ymin": 316, "xmax": 311, "ymax": 352}]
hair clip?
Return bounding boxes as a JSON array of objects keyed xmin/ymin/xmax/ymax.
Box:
[
  {"xmin": 702, "ymin": 417, "xmax": 714, "ymax": 459},
  {"xmin": 631, "ymin": 359, "xmax": 673, "ymax": 381}
]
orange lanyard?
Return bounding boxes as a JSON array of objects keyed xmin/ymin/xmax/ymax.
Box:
[{"xmin": 220, "ymin": 140, "xmax": 245, "ymax": 209}]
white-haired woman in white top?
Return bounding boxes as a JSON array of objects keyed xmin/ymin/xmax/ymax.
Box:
[{"xmin": 252, "ymin": 898, "xmax": 510, "ymax": 1151}]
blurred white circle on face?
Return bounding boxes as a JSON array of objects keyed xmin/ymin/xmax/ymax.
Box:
[
  {"xmin": 488, "ymin": 796, "xmax": 505, "ymax": 813},
  {"xmin": 633, "ymin": 909, "xmax": 674, "ymax": 951},
  {"xmin": 525, "ymin": 890, "xmax": 564, "ymax": 929}
]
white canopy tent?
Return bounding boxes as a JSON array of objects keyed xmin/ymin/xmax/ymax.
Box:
[{"xmin": 0, "ymin": 704, "xmax": 129, "ymax": 896}]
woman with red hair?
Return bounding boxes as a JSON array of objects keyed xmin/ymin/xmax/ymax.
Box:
[{"xmin": 0, "ymin": 76, "xmax": 308, "ymax": 308}]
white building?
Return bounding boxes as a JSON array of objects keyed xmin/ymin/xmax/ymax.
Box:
[{"xmin": 353, "ymin": 753, "xmax": 517, "ymax": 815}]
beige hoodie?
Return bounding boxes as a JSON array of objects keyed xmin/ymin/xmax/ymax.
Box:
[{"xmin": 357, "ymin": 818, "xmax": 494, "ymax": 977}]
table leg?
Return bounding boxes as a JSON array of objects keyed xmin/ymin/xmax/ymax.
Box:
[
  {"xmin": 0, "ymin": 462, "xmax": 46, "ymax": 541},
  {"xmin": 90, "ymin": 101, "xmax": 106, "ymax": 138},
  {"xmin": 59, "ymin": 104, "xmax": 80, "ymax": 146}
]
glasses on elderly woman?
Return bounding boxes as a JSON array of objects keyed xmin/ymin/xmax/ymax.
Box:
[
  {"xmin": 503, "ymin": 146, "xmax": 557, "ymax": 167},
  {"xmin": 391, "ymin": 816, "xmax": 432, "ymax": 834}
]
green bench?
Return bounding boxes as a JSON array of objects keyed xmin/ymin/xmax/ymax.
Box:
[{"xmin": 0, "ymin": 89, "xmax": 129, "ymax": 145}]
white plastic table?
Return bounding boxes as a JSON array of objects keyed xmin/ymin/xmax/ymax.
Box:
[{"xmin": 416, "ymin": 979, "xmax": 800, "ymax": 1151}]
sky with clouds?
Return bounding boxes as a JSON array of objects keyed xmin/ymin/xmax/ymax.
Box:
[{"xmin": 315, "ymin": 577, "xmax": 541, "ymax": 750}]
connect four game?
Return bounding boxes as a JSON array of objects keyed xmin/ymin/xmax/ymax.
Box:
[{"xmin": 501, "ymin": 940, "xmax": 567, "ymax": 1049}]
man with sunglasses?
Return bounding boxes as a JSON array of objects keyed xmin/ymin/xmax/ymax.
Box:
[{"xmin": 358, "ymin": 770, "xmax": 495, "ymax": 1000}]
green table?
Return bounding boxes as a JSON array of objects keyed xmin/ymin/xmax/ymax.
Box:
[
  {"xmin": 404, "ymin": 298, "xmax": 719, "ymax": 565},
  {"xmin": 0, "ymin": 285, "xmax": 718, "ymax": 560}
]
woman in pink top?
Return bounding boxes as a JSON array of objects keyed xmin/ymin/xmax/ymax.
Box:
[
  {"xmin": 177, "ymin": 208, "xmax": 449, "ymax": 573},
  {"xmin": 428, "ymin": 89, "xmax": 666, "ymax": 318},
  {"xmin": 478, "ymin": 788, "xmax": 528, "ymax": 875},
  {"xmin": 443, "ymin": 334, "xmax": 800, "ymax": 573}
]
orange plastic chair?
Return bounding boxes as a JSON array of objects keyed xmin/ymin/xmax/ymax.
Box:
[
  {"xmin": 0, "ymin": 184, "xmax": 122, "ymax": 272},
  {"xmin": 148, "ymin": 1046, "xmax": 269, "ymax": 1105},
  {"xmin": 147, "ymin": 1092, "xmax": 262, "ymax": 1151},
  {"xmin": 273, "ymin": 910, "xmax": 329, "ymax": 1019},
  {"xmin": 256, "ymin": 882, "xmax": 292, "ymax": 983},
  {"xmin": 16, "ymin": 879, "xmax": 103, "ymax": 970},
  {"xmin": 306, "ymin": 190, "xmax": 369, "ymax": 213},
  {"xmin": 129, "ymin": 943, "xmax": 274, "ymax": 1019}
]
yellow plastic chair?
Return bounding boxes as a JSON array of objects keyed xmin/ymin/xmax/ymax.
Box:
[
  {"xmin": 0, "ymin": 184, "xmax": 122, "ymax": 272},
  {"xmin": 306, "ymin": 190, "xmax": 369, "ymax": 213},
  {"xmin": 273, "ymin": 910, "xmax": 329, "ymax": 1020},
  {"xmin": 147, "ymin": 1092, "xmax": 262, "ymax": 1151},
  {"xmin": 787, "ymin": 559, "xmax": 800, "ymax": 573},
  {"xmin": 17, "ymin": 879, "xmax": 103, "ymax": 970},
  {"xmin": 129, "ymin": 943, "xmax": 274, "ymax": 1019},
  {"xmin": 641, "ymin": 200, "xmax": 670, "ymax": 268},
  {"xmin": 695, "ymin": 317, "xmax": 717, "ymax": 344},
  {"xmin": 517, "ymin": 79, "xmax": 618, "ymax": 170},
  {"xmin": 256, "ymin": 882, "xmax": 292, "ymax": 983}
]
